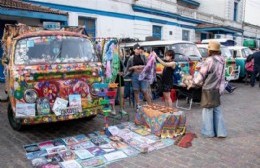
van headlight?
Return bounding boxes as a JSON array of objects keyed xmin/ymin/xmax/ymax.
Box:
[{"xmin": 24, "ymin": 89, "xmax": 38, "ymax": 103}]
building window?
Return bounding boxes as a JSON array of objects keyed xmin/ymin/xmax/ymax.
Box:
[
  {"xmin": 216, "ymin": 34, "xmax": 221, "ymax": 39},
  {"xmin": 182, "ymin": 30, "xmax": 190, "ymax": 41},
  {"xmin": 201, "ymin": 33, "xmax": 207, "ymax": 40},
  {"xmin": 79, "ymin": 17, "xmax": 96, "ymax": 38},
  {"xmin": 152, "ymin": 25, "xmax": 162, "ymax": 40},
  {"xmin": 233, "ymin": 2, "xmax": 238, "ymax": 21}
]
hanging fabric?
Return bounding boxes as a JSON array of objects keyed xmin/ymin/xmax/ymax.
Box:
[
  {"xmin": 101, "ymin": 39, "xmax": 120, "ymax": 84},
  {"xmin": 138, "ymin": 53, "xmax": 156, "ymax": 84}
]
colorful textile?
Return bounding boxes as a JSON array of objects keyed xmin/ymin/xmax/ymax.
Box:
[
  {"xmin": 174, "ymin": 133, "xmax": 197, "ymax": 148},
  {"xmin": 173, "ymin": 62, "xmax": 190, "ymax": 86},
  {"xmin": 138, "ymin": 53, "xmax": 156, "ymax": 84},
  {"xmin": 193, "ymin": 55, "xmax": 225, "ymax": 94},
  {"xmin": 102, "ymin": 39, "xmax": 120, "ymax": 83},
  {"xmin": 135, "ymin": 105, "xmax": 186, "ymax": 137},
  {"xmin": 105, "ymin": 61, "xmax": 112, "ymax": 79}
]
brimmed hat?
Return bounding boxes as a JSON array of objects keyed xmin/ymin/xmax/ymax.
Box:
[
  {"xmin": 208, "ymin": 40, "xmax": 220, "ymax": 51},
  {"xmin": 133, "ymin": 43, "xmax": 140, "ymax": 50}
]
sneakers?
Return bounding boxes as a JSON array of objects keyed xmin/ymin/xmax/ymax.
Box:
[
  {"xmin": 119, "ymin": 109, "xmax": 128, "ymax": 115},
  {"xmin": 110, "ymin": 110, "xmax": 116, "ymax": 115},
  {"xmin": 136, "ymin": 105, "xmax": 142, "ymax": 112}
]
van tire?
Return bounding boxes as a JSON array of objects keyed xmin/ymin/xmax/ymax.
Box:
[{"xmin": 8, "ymin": 103, "xmax": 23, "ymax": 131}]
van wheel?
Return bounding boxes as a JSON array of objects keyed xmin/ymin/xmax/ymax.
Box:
[{"xmin": 7, "ymin": 103, "xmax": 23, "ymax": 131}]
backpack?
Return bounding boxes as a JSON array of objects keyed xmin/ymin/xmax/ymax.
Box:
[{"xmin": 245, "ymin": 59, "xmax": 254, "ymax": 72}]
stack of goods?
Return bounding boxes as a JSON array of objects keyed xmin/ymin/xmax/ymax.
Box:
[
  {"xmin": 24, "ymin": 122, "xmax": 175, "ymax": 168},
  {"xmin": 135, "ymin": 104, "xmax": 186, "ymax": 138}
]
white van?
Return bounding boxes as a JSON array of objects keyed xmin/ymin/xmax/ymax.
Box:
[
  {"xmin": 196, "ymin": 44, "xmax": 239, "ymax": 81},
  {"xmin": 201, "ymin": 38, "xmax": 236, "ymax": 46},
  {"xmin": 120, "ymin": 40, "xmax": 202, "ymax": 61}
]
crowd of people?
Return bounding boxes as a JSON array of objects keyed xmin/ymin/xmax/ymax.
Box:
[{"xmin": 116, "ymin": 40, "xmax": 259, "ymax": 138}]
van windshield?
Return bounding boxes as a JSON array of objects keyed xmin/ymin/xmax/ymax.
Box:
[
  {"xmin": 14, "ymin": 36, "xmax": 97, "ymax": 65},
  {"xmin": 168, "ymin": 43, "xmax": 201, "ymax": 61},
  {"xmin": 242, "ymin": 48, "xmax": 253, "ymax": 57},
  {"xmin": 221, "ymin": 47, "xmax": 232, "ymax": 58}
]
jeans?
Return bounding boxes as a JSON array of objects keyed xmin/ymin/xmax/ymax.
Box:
[
  {"xmin": 131, "ymin": 73, "xmax": 149, "ymax": 91},
  {"xmin": 124, "ymin": 78, "xmax": 131, "ymax": 98},
  {"xmin": 201, "ymin": 105, "xmax": 227, "ymax": 137}
]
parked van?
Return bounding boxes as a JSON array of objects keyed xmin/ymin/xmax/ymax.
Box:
[
  {"xmin": 120, "ymin": 40, "xmax": 202, "ymax": 97},
  {"xmin": 197, "ymin": 44, "xmax": 232, "ymax": 58},
  {"xmin": 1, "ymin": 24, "xmax": 104, "ymax": 130},
  {"xmin": 228, "ymin": 46, "xmax": 253, "ymax": 78},
  {"xmin": 121, "ymin": 40, "xmax": 202, "ymax": 61},
  {"xmin": 201, "ymin": 38, "xmax": 236, "ymax": 46},
  {"xmin": 197, "ymin": 44, "xmax": 240, "ymax": 81}
]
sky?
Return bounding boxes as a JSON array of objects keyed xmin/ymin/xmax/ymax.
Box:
[{"xmin": 244, "ymin": 0, "xmax": 260, "ymax": 26}]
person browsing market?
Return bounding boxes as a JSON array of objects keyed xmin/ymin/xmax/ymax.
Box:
[
  {"xmin": 124, "ymin": 43, "xmax": 152, "ymax": 110},
  {"xmin": 155, "ymin": 50, "xmax": 177, "ymax": 107},
  {"xmin": 189, "ymin": 40, "xmax": 227, "ymax": 138}
]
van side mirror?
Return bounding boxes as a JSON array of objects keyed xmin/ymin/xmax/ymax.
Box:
[
  {"xmin": 233, "ymin": 51, "xmax": 237, "ymax": 58},
  {"xmin": 2, "ymin": 57, "xmax": 9, "ymax": 65}
]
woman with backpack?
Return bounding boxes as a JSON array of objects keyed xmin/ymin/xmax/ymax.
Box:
[{"xmin": 245, "ymin": 54, "xmax": 254, "ymax": 86}]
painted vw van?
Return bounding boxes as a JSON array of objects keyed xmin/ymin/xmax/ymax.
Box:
[
  {"xmin": 228, "ymin": 46, "xmax": 253, "ymax": 78},
  {"xmin": 197, "ymin": 44, "xmax": 240, "ymax": 81},
  {"xmin": 2, "ymin": 24, "xmax": 103, "ymax": 130}
]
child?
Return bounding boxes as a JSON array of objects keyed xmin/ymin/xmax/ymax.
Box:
[{"xmin": 155, "ymin": 50, "xmax": 176, "ymax": 107}]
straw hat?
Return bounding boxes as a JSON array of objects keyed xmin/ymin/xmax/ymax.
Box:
[{"xmin": 208, "ymin": 40, "xmax": 220, "ymax": 51}]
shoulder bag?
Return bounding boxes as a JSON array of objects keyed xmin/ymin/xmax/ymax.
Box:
[{"xmin": 200, "ymin": 58, "xmax": 224, "ymax": 108}]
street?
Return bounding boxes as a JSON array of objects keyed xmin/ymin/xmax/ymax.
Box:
[{"xmin": 0, "ymin": 82, "xmax": 259, "ymax": 168}]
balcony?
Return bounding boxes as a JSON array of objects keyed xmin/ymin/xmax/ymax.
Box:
[{"xmin": 133, "ymin": 0, "xmax": 177, "ymax": 13}]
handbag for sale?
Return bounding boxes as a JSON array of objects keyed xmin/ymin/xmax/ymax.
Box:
[{"xmin": 200, "ymin": 89, "xmax": 220, "ymax": 108}]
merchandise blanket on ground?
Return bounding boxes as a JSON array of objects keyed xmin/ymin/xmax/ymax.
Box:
[{"xmin": 23, "ymin": 122, "xmax": 176, "ymax": 168}]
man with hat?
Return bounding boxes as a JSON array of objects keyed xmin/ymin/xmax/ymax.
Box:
[
  {"xmin": 190, "ymin": 40, "xmax": 227, "ymax": 138},
  {"xmin": 125, "ymin": 43, "xmax": 152, "ymax": 110}
]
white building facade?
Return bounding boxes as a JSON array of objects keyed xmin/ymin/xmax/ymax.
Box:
[{"xmin": 24, "ymin": 0, "xmax": 260, "ymax": 46}]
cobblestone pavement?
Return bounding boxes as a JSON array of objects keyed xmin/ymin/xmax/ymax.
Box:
[{"xmin": 0, "ymin": 83, "xmax": 259, "ymax": 168}]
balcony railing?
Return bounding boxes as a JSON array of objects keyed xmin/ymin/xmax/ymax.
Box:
[
  {"xmin": 134, "ymin": 0, "xmax": 177, "ymax": 13},
  {"xmin": 133, "ymin": 0, "xmax": 243, "ymax": 30}
]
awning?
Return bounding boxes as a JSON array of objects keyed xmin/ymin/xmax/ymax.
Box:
[
  {"xmin": 196, "ymin": 24, "xmax": 243, "ymax": 34},
  {"xmin": 0, "ymin": 0, "xmax": 68, "ymax": 22}
]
